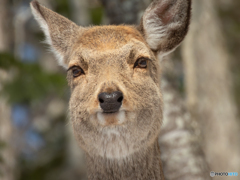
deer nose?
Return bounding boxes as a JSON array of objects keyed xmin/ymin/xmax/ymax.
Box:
[{"xmin": 98, "ymin": 91, "xmax": 123, "ymax": 113}]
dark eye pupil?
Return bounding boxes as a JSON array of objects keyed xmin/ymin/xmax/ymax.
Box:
[
  {"xmin": 73, "ymin": 69, "xmax": 79, "ymax": 74},
  {"xmin": 139, "ymin": 60, "xmax": 146, "ymax": 66},
  {"xmin": 138, "ymin": 59, "xmax": 147, "ymax": 68},
  {"xmin": 72, "ymin": 68, "xmax": 81, "ymax": 77}
]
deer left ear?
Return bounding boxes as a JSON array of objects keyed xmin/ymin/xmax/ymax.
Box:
[
  {"xmin": 30, "ymin": 0, "xmax": 83, "ymax": 69},
  {"xmin": 139, "ymin": 0, "xmax": 191, "ymax": 59}
]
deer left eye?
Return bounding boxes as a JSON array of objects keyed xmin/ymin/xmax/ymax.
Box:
[
  {"xmin": 67, "ymin": 66, "xmax": 84, "ymax": 78},
  {"xmin": 134, "ymin": 58, "xmax": 148, "ymax": 68}
]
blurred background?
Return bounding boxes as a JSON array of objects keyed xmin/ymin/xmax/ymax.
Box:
[{"xmin": 0, "ymin": 0, "xmax": 239, "ymax": 180}]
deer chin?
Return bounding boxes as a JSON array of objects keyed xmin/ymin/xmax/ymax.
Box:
[
  {"xmin": 87, "ymin": 110, "xmax": 139, "ymax": 159},
  {"xmin": 86, "ymin": 110, "xmax": 157, "ymax": 159},
  {"xmin": 96, "ymin": 110, "xmax": 126, "ymax": 126}
]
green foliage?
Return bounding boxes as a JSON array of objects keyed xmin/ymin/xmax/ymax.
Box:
[
  {"xmin": 20, "ymin": 151, "xmax": 65, "ymax": 180},
  {"xmin": 90, "ymin": 6, "xmax": 103, "ymax": 25},
  {"xmin": 0, "ymin": 140, "xmax": 6, "ymax": 150},
  {"xmin": 0, "ymin": 53, "xmax": 67, "ymax": 104},
  {"xmin": 0, "ymin": 140, "xmax": 7, "ymax": 176},
  {"xmin": 19, "ymin": 115, "xmax": 67, "ymax": 180},
  {"xmin": 0, "ymin": 155, "xmax": 3, "ymax": 163}
]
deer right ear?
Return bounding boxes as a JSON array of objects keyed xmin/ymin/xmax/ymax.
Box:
[
  {"xmin": 30, "ymin": 0, "xmax": 83, "ymax": 69},
  {"xmin": 139, "ymin": 0, "xmax": 191, "ymax": 59}
]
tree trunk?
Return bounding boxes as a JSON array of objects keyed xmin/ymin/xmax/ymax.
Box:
[
  {"xmin": 159, "ymin": 78, "xmax": 211, "ymax": 180},
  {"xmin": 0, "ymin": 1, "xmax": 16, "ymax": 180},
  {"xmin": 182, "ymin": 0, "xmax": 240, "ymax": 178},
  {"xmin": 100, "ymin": 0, "xmax": 211, "ymax": 179}
]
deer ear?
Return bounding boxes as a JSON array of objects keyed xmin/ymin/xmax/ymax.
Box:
[
  {"xmin": 139, "ymin": 0, "xmax": 191, "ymax": 59},
  {"xmin": 30, "ymin": 0, "xmax": 82, "ymax": 69}
]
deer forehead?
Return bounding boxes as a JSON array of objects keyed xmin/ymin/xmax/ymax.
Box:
[
  {"xmin": 69, "ymin": 26, "xmax": 154, "ymax": 67},
  {"xmin": 77, "ymin": 26, "xmax": 146, "ymax": 49}
]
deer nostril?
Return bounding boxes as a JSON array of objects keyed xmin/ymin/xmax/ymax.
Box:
[
  {"xmin": 117, "ymin": 96, "xmax": 123, "ymax": 103},
  {"xmin": 99, "ymin": 98, "xmax": 104, "ymax": 103}
]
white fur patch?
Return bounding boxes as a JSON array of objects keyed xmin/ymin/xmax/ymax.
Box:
[
  {"xmin": 117, "ymin": 111, "xmax": 126, "ymax": 124},
  {"xmin": 97, "ymin": 112, "xmax": 106, "ymax": 125},
  {"xmin": 99, "ymin": 127, "xmax": 133, "ymax": 159},
  {"xmin": 93, "ymin": 111, "xmax": 137, "ymax": 159},
  {"xmin": 97, "ymin": 110, "xmax": 126, "ymax": 126},
  {"xmin": 142, "ymin": 3, "xmax": 181, "ymax": 60},
  {"xmin": 143, "ymin": 13, "xmax": 166, "ymax": 50}
]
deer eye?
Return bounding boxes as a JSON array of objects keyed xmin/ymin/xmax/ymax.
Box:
[
  {"xmin": 134, "ymin": 58, "xmax": 148, "ymax": 68},
  {"xmin": 68, "ymin": 66, "xmax": 84, "ymax": 78}
]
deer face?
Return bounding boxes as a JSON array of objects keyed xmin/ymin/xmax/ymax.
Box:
[
  {"xmin": 30, "ymin": 0, "xmax": 191, "ymax": 158},
  {"xmin": 67, "ymin": 26, "xmax": 162, "ymax": 158}
]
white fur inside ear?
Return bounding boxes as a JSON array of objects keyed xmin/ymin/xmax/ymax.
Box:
[
  {"xmin": 143, "ymin": 8, "xmax": 182, "ymax": 61},
  {"xmin": 156, "ymin": 22, "xmax": 181, "ymax": 60},
  {"xmin": 30, "ymin": 4, "xmax": 67, "ymax": 69},
  {"xmin": 143, "ymin": 11, "xmax": 167, "ymax": 50}
]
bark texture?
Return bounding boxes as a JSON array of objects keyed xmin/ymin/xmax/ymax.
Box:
[
  {"xmin": 159, "ymin": 78, "xmax": 211, "ymax": 180},
  {"xmin": 0, "ymin": 1, "xmax": 15, "ymax": 180},
  {"xmin": 182, "ymin": 0, "xmax": 240, "ymax": 178}
]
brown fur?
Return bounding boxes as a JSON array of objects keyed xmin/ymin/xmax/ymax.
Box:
[{"xmin": 30, "ymin": 0, "xmax": 191, "ymax": 179}]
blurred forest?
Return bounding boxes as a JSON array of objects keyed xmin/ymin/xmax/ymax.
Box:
[{"xmin": 0, "ymin": 0, "xmax": 239, "ymax": 180}]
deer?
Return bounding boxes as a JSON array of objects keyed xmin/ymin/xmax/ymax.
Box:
[{"xmin": 30, "ymin": 0, "xmax": 191, "ymax": 179}]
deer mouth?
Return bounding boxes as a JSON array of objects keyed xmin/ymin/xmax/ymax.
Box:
[
  {"xmin": 103, "ymin": 111, "xmax": 118, "ymax": 114},
  {"xmin": 97, "ymin": 110, "xmax": 126, "ymax": 126}
]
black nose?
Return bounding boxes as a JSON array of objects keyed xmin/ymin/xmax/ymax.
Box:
[{"xmin": 98, "ymin": 91, "xmax": 123, "ymax": 113}]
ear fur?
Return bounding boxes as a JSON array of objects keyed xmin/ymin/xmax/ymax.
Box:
[
  {"xmin": 30, "ymin": 0, "xmax": 82, "ymax": 69},
  {"xmin": 139, "ymin": 0, "xmax": 191, "ymax": 59}
]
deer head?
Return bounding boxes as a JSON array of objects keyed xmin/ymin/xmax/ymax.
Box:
[{"xmin": 30, "ymin": 0, "xmax": 191, "ymax": 163}]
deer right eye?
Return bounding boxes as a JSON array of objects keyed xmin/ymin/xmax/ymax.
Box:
[{"xmin": 134, "ymin": 58, "xmax": 148, "ymax": 69}]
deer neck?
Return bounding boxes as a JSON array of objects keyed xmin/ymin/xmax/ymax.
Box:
[{"xmin": 86, "ymin": 140, "xmax": 164, "ymax": 180}]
